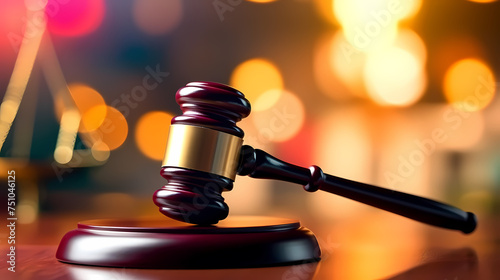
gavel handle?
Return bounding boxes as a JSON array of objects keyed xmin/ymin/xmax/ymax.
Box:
[{"xmin": 237, "ymin": 145, "xmax": 477, "ymax": 234}]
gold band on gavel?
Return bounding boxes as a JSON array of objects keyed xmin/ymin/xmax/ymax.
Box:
[{"xmin": 162, "ymin": 124, "xmax": 243, "ymax": 180}]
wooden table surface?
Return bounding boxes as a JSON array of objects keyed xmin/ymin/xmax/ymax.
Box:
[{"xmin": 1, "ymin": 212, "xmax": 499, "ymax": 279}]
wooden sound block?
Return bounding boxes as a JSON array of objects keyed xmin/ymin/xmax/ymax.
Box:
[{"xmin": 56, "ymin": 216, "xmax": 321, "ymax": 269}]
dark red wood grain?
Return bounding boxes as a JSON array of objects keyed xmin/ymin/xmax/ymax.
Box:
[{"xmin": 55, "ymin": 216, "xmax": 321, "ymax": 269}]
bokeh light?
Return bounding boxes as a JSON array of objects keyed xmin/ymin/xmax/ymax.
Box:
[
  {"xmin": 333, "ymin": 0, "xmax": 422, "ymax": 52},
  {"xmin": 91, "ymin": 140, "xmax": 111, "ymax": 162},
  {"xmin": 230, "ymin": 58, "xmax": 284, "ymax": 106},
  {"xmin": 254, "ymin": 89, "xmax": 282, "ymax": 111},
  {"xmin": 313, "ymin": 0, "xmax": 337, "ymax": 25},
  {"xmin": 54, "ymin": 109, "xmax": 80, "ymax": 164},
  {"xmin": 334, "ymin": 0, "xmax": 392, "ymax": 52},
  {"xmin": 393, "ymin": 28, "xmax": 427, "ymax": 63},
  {"xmin": 314, "ymin": 32, "xmax": 355, "ymax": 100},
  {"xmin": 334, "ymin": 0, "xmax": 422, "ymax": 24},
  {"xmin": 133, "ymin": 0, "xmax": 182, "ymax": 36},
  {"xmin": 135, "ymin": 111, "xmax": 173, "ymax": 161},
  {"xmin": 2, "ymin": 0, "xmax": 499, "ymax": 261},
  {"xmin": 54, "ymin": 145, "xmax": 74, "ymax": 164},
  {"xmin": 344, "ymin": 19, "xmax": 398, "ymax": 53},
  {"xmin": 46, "ymin": 0, "xmax": 105, "ymax": 37},
  {"xmin": 251, "ymin": 90, "xmax": 305, "ymax": 143},
  {"xmin": 81, "ymin": 105, "xmax": 108, "ymax": 133},
  {"xmin": 364, "ymin": 47, "xmax": 426, "ymax": 106},
  {"xmin": 60, "ymin": 83, "xmax": 107, "ymax": 133},
  {"xmin": 328, "ymin": 31, "xmax": 367, "ymax": 98},
  {"xmin": 443, "ymin": 58, "xmax": 496, "ymax": 112},
  {"xmin": 85, "ymin": 106, "xmax": 128, "ymax": 151}
]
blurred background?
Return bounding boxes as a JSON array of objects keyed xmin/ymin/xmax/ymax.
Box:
[{"xmin": 0, "ymin": 0, "xmax": 499, "ymax": 279}]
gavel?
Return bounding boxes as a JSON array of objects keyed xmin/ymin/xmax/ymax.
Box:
[{"xmin": 153, "ymin": 81, "xmax": 477, "ymax": 234}]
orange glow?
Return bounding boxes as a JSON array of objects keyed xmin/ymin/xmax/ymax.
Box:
[
  {"xmin": 313, "ymin": 32, "xmax": 354, "ymax": 100},
  {"xmin": 64, "ymin": 83, "xmax": 107, "ymax": 132},
  {"xmin": 334, "ymin": 0, "xmax": 395, "ymax": 52},
  {"xmin": 251, "ymin": 90, "xmax": 305, "ymax": 143},
  {"xmin": 344, "ymin": 20, "xmax": 398, "ymax": 53},
  {"xmin": 54, "ymin": 109, "xmax": 80, "ymax": 164},
  {"xmin": 334, "ymin": 214, "xmax": 423, "ymax": 279},
  {"xmin": 309, "ymin": 107, "xmax": 372, "ymax": 221},
  {"xmin": 247, "ymin": 0, "xmax": 277, "ymax": 3},
  {"xmin": 329, "ymin": 31, "xmax": 367, "ymax": 98},
  {"xmin": 230, "ymin": 58, "xmax": 284, "ymax": 105},
  {"xmin": 133, "ymin": 0, "xmax": 182, "ymax": 35},
  {"xmin": 437, "ymin": 105, "xmax": 485, "ymax": 151},
  {"xmin": 373, "ymin": 107, "xmax": 434, "ymax": 194},
  {"xmin": 333, "ymin": 0, "xmax": 422, "ymax": 52},
  {"xmin": 399, "ymin": 0, "xmax": 423, "ymax": 19},
  {"xmin": 364, "ymin": 47, "xmax": 426, "ymax": 106},
  {"xmin": 91, "ymin": 140, "xmax": 111, "ymax": 162},
  {"xmin": 443, "ymin": 58, "xmax": 496, "ymax": 112},
  {"xmin": 334, "ymin": 0, "xmax": 422, "ymax": 24},
  {"xmin": 394, "ymin": 28, "xmax": 427, "ymax": 63},
  {"xmin": 81, "ymin": 104, "xmax": 108, "ymax": 132},
  {"xmin": 314, "ymin": 107, "xmax": 372, "ymax": 185},
  {"xmin": 86, "ymin": 106, "xmax": 128, "ymax": 151},
  {"xmin": 254, "ymin": 89, "xmax": 282, "ymax": 111},
  {"xmin": 313, "ymin": 0, "xmax": 337, "ymax": 25},
  {"xmin": 135, "ymin": 111, "xmax": 173, "ymax": 161},
  {"xmin": 468, "ymin": 0, "xmax": 497, "ymax": 3},
  {"xmin": 47, "ymin": 0, "xmax": 105, "ymax": 37},
  {"xmin": 433, "ymin": 36, "xmax": 486, "ymax": 82}
]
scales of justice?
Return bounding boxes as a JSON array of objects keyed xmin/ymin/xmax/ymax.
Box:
[{"xmin": 0, "ymin": 7, "xmax": 476, "ymax": 270}]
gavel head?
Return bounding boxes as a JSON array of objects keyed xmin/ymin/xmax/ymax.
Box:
[{"xmin": 153, "ymin": 81, "xmax": 251, "ymax": 225}]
